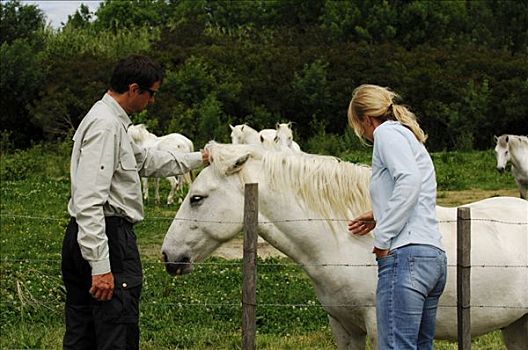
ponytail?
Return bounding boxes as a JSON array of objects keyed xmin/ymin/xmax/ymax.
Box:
[{"xmin": 348, "ymin": 84, "xmax": 427, "ymax": 144}]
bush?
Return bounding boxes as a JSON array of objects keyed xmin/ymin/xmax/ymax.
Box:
[{"xmin": 0, "ymin": 141, "xmax": 70, "ymax": 181}]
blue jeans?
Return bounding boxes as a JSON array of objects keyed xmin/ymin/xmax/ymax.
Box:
[{"xmin": 376, "ymin": 244, "xmax": 447, "ymax": 350}]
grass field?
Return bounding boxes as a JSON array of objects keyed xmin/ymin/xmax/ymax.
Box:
[{"xmin": 0, "ymin": 146, "xmax": 521, "ymax": 349}]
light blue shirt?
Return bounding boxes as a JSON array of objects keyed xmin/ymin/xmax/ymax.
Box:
[{"xmin": 370, "ymin": 121, "xmax": 443, "ymax": 251}]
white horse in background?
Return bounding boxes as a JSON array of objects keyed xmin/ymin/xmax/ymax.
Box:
[
  {"xmin": 162, "ymin": 143, "xmax": 528, "ymax": 350},
  {"xmin": 495, "ymin": 134, "xmax": 528, "ymax": 199},
  {"xmin": 258, "ymin": 128, "xmax": 278, "ymax": 148},
  {"xmin": 229, "ymin": 124, "xmax": 261, "ymax": 145},
  {"xmin": 230, "ymin": 123, "xmax": 301, "ymax": 152},
  {"xmin": 229, "ymin": 123, "xmax": 278, "ymax": 151},
  {"xmin": 128, "ymin": 124, "xmax": 194, "ymax": 205},
  {"xmin": 275, "ymin": 122, "xmax": 302, "ymax": 152}
]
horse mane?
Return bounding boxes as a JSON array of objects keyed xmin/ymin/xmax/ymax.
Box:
[
  {"xmin": 509, "ymin": 135, "xmax": 528, "ymax": 147},
  {"xmin": 208, "ymin": 143, "xmax": 372, "ymax": 223},
  {"xmin": 497, "ymin": 134, "xmax": 528, "ymax": 148}
]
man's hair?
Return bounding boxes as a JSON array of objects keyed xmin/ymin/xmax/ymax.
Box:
[{"xmin": 110, "ymin": 55, "xmax": 164, "ymax": 93}]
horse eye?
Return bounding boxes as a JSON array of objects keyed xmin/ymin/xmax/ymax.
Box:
[{"xmin": 190, "ymin": 195, "xmax": 206, "ymax": 206}]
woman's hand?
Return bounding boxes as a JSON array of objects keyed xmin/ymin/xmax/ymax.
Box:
[{"xmin": 348, "ymin": 211, "xmax": 375, "ymax": 236}]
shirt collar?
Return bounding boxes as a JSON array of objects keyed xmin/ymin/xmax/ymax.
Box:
[{"xmin": 102, "ymin": 93, "xmax": 133, "ymax": 130}]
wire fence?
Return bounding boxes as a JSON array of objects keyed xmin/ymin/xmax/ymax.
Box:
[
  {"xmin": 1, "ymin": 211, "xmax": 527, "ymax": 312},
  {"xmin": 2, "ymin": 212, "xmax": 528, "ymax": 226}
]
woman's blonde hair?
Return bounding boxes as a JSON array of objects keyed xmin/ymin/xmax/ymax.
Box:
[{"xmin": 347, "ymin": 84, "xmax": 427, "ymax": 144}]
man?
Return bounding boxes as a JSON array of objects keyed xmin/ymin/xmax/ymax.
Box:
[{"xmin": 61, "ymin": 55, "xmax": 209, "ymax": 349}]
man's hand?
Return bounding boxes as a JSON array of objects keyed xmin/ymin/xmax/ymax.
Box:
[
  {"xmin": 90, "ymin": 272, "xmax": 114, "ymax": 301},
  {"xmin": 201, "ymin": 149, "xmax": 210, "ymax": 166},
  {"xmin": 348, "ymin": 211, "xmax": 376, "ymax": 236}
]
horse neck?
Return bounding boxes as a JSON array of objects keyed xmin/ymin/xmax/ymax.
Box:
[
  {"xmin": 509, "ymin": 137, "xmax": 528, "ymax": 169},
  {"xmin": 248, "ymin": 158, "xmax": 374, "ymax": 271}
]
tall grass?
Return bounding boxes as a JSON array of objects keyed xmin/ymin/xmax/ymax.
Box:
[{"xmin": 0, "ymin": 144, "xmax": 515, "ymax": 349}]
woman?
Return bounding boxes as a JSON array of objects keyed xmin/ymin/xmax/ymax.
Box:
[{"xmin": 347, "ymin": 84, "xmax": 447, "ymax": 350}]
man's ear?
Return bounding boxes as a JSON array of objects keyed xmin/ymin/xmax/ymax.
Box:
[{"xmin": 128, "ymin": 83, "xmax": 140, "ymax": 95}]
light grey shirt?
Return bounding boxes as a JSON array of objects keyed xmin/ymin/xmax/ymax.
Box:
[
  {"xmin": 68, "ymin": 93, "xmax": 203, "ymax": 275},
  {"xmin": 370, "ymin": 121, "xmax": 443, "ymax": 251}
]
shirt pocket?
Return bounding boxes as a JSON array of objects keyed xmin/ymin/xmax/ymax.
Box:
[{"xmin": 119, "ymin": 152, "xmax": 137, "ymax": 171}]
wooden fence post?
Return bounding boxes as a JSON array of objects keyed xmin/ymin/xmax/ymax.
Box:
[
  {"xmin": 457, "ymin": 207, "xmax": 471, "ymax": 350},
  {"xmin": 242, "ymin": 183, "xmax": 258, "ymax": 350}
]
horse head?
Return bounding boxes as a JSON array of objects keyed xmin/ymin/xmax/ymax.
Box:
[
  {"xmin": 161, "ymin": 143, "xmax": 372, "ymax": 275},
  {"xmin": 494, "ymin": 135, "xmax": 511, "ymax": 173},
  {"xmin": 161, "ymin": 143, "xmax": 260, "ymax": 275},
  {"xmin": 275, "ymin": 122, "xmax": 294, "ymax": 147}
]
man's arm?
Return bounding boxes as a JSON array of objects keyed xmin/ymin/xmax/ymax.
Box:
[{"xmin": 73, "ymin": 127, "xmax": 116, "ymax": 300}]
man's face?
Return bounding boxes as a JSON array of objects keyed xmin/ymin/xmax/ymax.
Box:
[{"xmin": 129, "ymin": 81, "xmax": 160, "ymax": 114}]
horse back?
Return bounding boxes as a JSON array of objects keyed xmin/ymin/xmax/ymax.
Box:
[{"xmin": 437, "ymin": 197, "xmax": 527, "ymax": 266}]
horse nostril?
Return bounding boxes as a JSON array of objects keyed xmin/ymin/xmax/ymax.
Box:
[
  {"xmin": 162, "ymin": 254, "xmax": 192, "ymax": 275},
  {"xmin": 497, "ymin": 167, "xmax": 505, "ymax": 174}
]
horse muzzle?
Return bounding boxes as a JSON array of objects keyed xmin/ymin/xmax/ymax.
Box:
[
  {"xmin": 161, "ymin": 252, "xmax": 193, "ymax": 276},
  {"xmin": 496, "ymin": 166, "xmax": 505, "ymax": 174}
]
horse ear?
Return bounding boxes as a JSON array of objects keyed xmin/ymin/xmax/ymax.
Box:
[
  {"xmin": 288, "ymin": 122, "xmax": 293, "ymax": 128},
  {"xmin": 276, "ymin": 122, "xmax": 280, "ymax": 129},
  {"xmin": 505, "ymin": 136, "xmax": 509, "ymax": 143},
  {"xmin": 494, "ymin": 135, "xmax": 498, "ymax": 142},
  {"xmin": 229, "ymin": 124, "xmax": 235, "ymax": 131},
  {"xmin": 225, "ymin": 153, "xmax": 250, "ymax": 175}
]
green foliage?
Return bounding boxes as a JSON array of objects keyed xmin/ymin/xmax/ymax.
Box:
[
  {"xmin": 431, "ymin": 150, "xmax": 514, "ymax": 191},
  {"xmin": 2, "ymin": 0, "xmax": 528, "ymax": 150},
  {"xmin": 0, "ymin": 38, "xmax": 45, "ymax": 147},
  {"xmin": 95, "ymin": 0, "xmax": 171, "ymax": 32},
  {"xmin": 0, "ymin": 0, "xmax": 46, "ymax": 44},
  {"xmin": 0, "ymin": 143, "xmax": 70, "ymax": 182},
  {"xmin": 153, "ymin": 56, "xmax": 241, "ymax": 143},
  {"xmin": 42, "ymin": 25, "xmax": 157, "ymax": 60}
]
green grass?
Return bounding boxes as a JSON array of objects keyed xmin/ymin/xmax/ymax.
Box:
[{"xmin": 0, "ymin": 146, "xmax": 516, "ymax": 349}]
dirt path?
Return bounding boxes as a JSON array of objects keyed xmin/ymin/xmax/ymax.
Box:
[{"xmin": 213, "ymin": 189, "xmax": 521, "ymax": 260}]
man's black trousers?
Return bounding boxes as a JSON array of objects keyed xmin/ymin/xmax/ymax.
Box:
[{"xmin": 61, "ymin": 216, "xmax": 143, "ymax": 350}]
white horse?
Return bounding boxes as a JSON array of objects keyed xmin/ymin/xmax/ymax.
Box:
[
  {"xmin": 229, "ymin": 124, "xmax": 260, "ymax": 145},
  {"xmin": 128, "ymin": 124, "xmax": 194, "ymax": 205},
  {"xmin": 229, "ymin": 123, "xmax": 285, "ymax": 151},
  {"xmin": 161, "ymin": 143, "xmax": 528, "ymax": 350},
  {"xmin": 495, "ymin": 134, "xmax": 528, "ymax": 199},
  {"xmin": 275, "ymin": 122, "xmax": 302, "ymax": 152}
]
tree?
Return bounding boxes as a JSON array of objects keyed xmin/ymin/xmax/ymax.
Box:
[
  {"xmin": 0, "ymin": 0, "xmax": 45, "ymax": 44},
  {"xmin": 94, "ymin": 0, "xmax": 170, "ymax": 32},
  {"xmin": 65, "ymin": 4, "xmax": 94, "ymax": 29},
  {"xmin": 0, "ymin": 0, "xmax": 48, "ymax": 147},
  {"xmin": 0, "ymin": 39, "xmax": 45, "ymax": 147}
]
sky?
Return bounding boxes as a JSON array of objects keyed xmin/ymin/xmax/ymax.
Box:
[{"xmin": 22, "ymin": 0, "xmax": 102, "ymax": 29}]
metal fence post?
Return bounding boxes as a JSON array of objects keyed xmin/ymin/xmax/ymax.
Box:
[
  {"xmin": 457, "ymin": 207, "xmax": 471, "ymax": 350},
  {"xmin": 242, "ymin": 183, "xmax": 258, "ymax": 350}
]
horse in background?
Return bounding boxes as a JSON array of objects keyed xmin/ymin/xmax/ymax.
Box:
[
  {"xmin": 230, "ymin": 123, "xmax": 301, "ymax": 152},
  {"xmin": 495, "ymin": 134, "xmax": 528, "ymax": 199},
  {"xmin": 275, "ymin": 122, "xmax": 302, "ymax": 152},
  {"xmin": 229, "ymin": 124, "xmax": 260, "ymax": 145},
  {"xmin": 229, "ymin": 123, "xmax": 279, "ymax": 150},
  {"xmin": 128, "ymin": 124, "xmax": 194, "ymax": 205}
]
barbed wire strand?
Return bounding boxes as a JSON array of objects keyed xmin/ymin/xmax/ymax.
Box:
[
  {"xmin": 1, "ymin": 213, "xmax": 527, "ymax": 225},
  {"xmin": 1, "ymin": 258, "xmax": 527, "ymax": 269}
]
